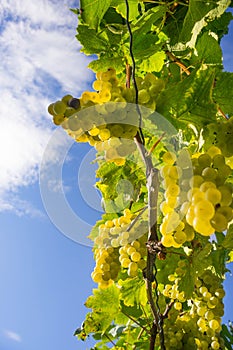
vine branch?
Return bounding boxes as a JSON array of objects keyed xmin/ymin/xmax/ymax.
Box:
[{"xmin": 125, "ymin": 1, "xmax": 167, "ymax": 348}]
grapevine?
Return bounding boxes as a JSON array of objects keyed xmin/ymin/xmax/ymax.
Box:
[{"xmin": 48, "ymin": 1, "xmax": 233, "ymax": 349}]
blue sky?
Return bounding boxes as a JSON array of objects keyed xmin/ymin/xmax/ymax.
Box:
[{"xmin": 0, "ymin": 1, "xmax": 232, "ymax": 350}]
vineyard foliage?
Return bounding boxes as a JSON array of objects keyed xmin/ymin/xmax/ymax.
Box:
[{"xmin": 48, "ymin": 1, "xmax": 233, "ymax": 349}]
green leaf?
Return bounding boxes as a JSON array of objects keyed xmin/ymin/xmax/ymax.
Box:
[
  {"xmin": 76, "ymin": 25, "xmax": 109, "ymax": 55},
  {"xmin": 222, "ymin": 224, "xmax": 233, "ymax": 249},
  {"xmin": 205, "ymin": 11, "xmax": 233, "ymax": 40},
  {"xmin": 84, "ymin": 285, "xmax": 120, "ymax": 332},
  {"xmin": 80, "ymin": 0, "xmax": 111, "ymax": 29},
  {"xmin": 211, "ymin": 248, "xmax": 228, "ymax": 277},
  {"xmin": 220, "ymin": 324, "xmax": 233, "ymax": 349},
  {"xmin": 119, "ymin": 277, "xmax": 147, "ymax": 307},
  {"xmin": 177, "ymin": 0, "xmax": 230, "ymax": 49},
  {"xmin": 192, "ymin": 242, "xmax": 212, "ymax": 273},
  {"xmin": 111, "ymin": 0, "xmax": 140, "ymax": 21},
  {"xmin": 213, "ymin": 72, "xmax": 233, "ymax": 115},
  {"xmin": 156, "ymin": 65, "xmax": 217, "ymax": 128},
  {"xmin": 178, "ymin": 264, "xmax": 196, "ymax": 299},
  {"xmin": 132, "ymin": 6, "xmax": 166, "ymax": 35},
  {"xmin": 120, "ymin": 302, "xmax": 143, "ymax": 319},
  {"xmin": 132, "ymin": 34, "xmax": 162, "ymax": 59},
  {"xmin": 89, "ymin": 56, "xmax": 125, "ymax": 73},
  {"xmin": 85, "ymin": 285, "xmax": 120, "ymax": 313},
  {"xmin": 192, "ymin": 32, "xmax": 222, "ymax": 66},
  {"xmin": 138, "ymin": 51, "xmax": 166, "ymax": 73}
]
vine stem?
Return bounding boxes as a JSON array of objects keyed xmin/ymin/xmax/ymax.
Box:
[{"xmin": 124, "ymin": 2, "xmax": 166, "ymax": 348}]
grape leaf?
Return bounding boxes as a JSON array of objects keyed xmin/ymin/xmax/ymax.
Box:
[
  {"xmin": 84, "ymin": 285, "xmax": 120, "ymax": 332},
  {"xmin": 132, "ymin": 6, "xmax": 166, "ymax": 35},
  {"xmin": 80, "ymin": 0, "xmax": 111, "ymax": 30},
  {"xmin": 222, "ymin": 224, "xmax": 233, "ymax": 250},
  {"xmin": 138, "ymin": 51, "xmax": 166, "ymax": 73},
  {"xmin": 192, "ymin": 242, "xmax": 212, "ymax": 273},
  {"xmin": 178, "ymin": 264, "xmax": 196, "ymax": 299},
  {"xmin": 213, "ymin": 72, "xmax": 233, "ymax": 115},
  {"xmin": 156, "ymin": 65, "xmax": 217, "ymax": 128},
  {"xmin": 76, "ymin": 25, "xmax": 109, "ymax": 55},
  {"xmin": 85, "ymin": 285, "xmax": 120, "ymax": 313},
  {"xmin": 120, "ymin": 302, "xmax": 143, "ymax": 319},
  {"xmin": 191, "ymin": 32, "xmax": 222, "ymax": 66},
  {"xmin": 205, "ymin": 11, "xmax": 233, "ymax": 40},
  {"xmin": 211, "ymin": 248, "xmax": 229, "ymax": 277},
  {"xmin": 177, "ymin": 0, "xmax": 230, "ymax": 49},
  {"xmin": 118, "ymin": 277, "xmax": 147, "ymax": 306},
  {"xmin": 89, "ymin": 56, "xmax": 125, "ymax": 73},
  {"xmin": 111, "ymin": 0, "xmax": 140, "ymax": 21}
]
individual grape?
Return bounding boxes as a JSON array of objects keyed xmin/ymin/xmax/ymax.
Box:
[
  {"xmin": 162, "ymin": 151, "xmax": 177, "ymax": 165},
  {"xmin": 68, "ymin": 97, "xmax": 80, "ymax": 109},
  {"xmin": 193, "ymin": 217, "xmax": 215, "ymax": 236},
  {"xmin": 200, "ymin": 181, "xmax": 216, "ymax": 192},
  {"xmin": 198, "ymin": 153, "xmax": 212, "ymax": 167},
  {"xmin": 211, "ymin": 340, "xmax": 220, "ymax": 349},
  {"xmin": 194, "ymin": 200, "xmax": 215, "ymax": 219},
  {"xmin": 131, "ymin": 251, "xmax": 141, "ymax": 262},
  {"xmin": 210, "ymin": 213, "xmax": 228, "ymax": 232},
  {"xmin": 53, "ymin": 114, "xmax": 65, "ymax": 125},
  {"xmin": 219, "ymin": 185, "xmax": 232, "ymax": 206},
  {"xmin": 48, "ymin": 103, "xmax": 55, "ymax": 115},
  {"xmin": 138, "ymin": 89, "xmax": 150, "ymax": 104},
  {"xmin": 62, "ymin": 94, "xmax": 73, "ymax": 104},
  {"xmin": 213, "ymin": 154, "xmax": 225, "ymax": 168},
  {"xmin": 204, "ymin": 188, "xmax": 221, "ymax": 205},
  {"xmin": 99, "ymin": 128, "xmax": 111, "ymax": 141},
  {"xmin": 53, "ymin": 100, "xmax": 66, "ymax": 115},
  {"xmin": 202, "ymin": 167, "xmax": 218, "ymax": 181}
]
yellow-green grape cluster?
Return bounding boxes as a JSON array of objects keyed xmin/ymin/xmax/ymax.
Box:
[
  {"xmin": 48, "ymin": 68, "xmax": 164, "ymax": 166},
  {"xmin": 133, "ymin": 73, "xmax": 165, "ymax": 109},
  {"xmin": 184, "ymin": 146, "xmax": 233, "ymax": 236},
  {"xmin": 159, "ymin": 147, "xmax": 233, "ymax": 244},
  {"xmin": 159, "ymin": 150, "xmax": 195, "ymax": 248},
  {"xmin": 161, "ymin": 267, "xmax": 225, "ymax": 349},
  {"xmin": 91, "ymin": 247, "xmax": 120, "ymax": 289},
  {"xmin": 203, "ymin": 116, "xmax": 233, "ymax": 157},
  {"xmin": 119, "ymin": 235, "xmax": 147, "ymax": 277},
  {"xmin": 191, "ymin": 270, "xmax": 225, "ymax": 350},
  {"xmin": 163, "ymin": 261, "xmax": 187, "ymax": 301},
  {"xmin": 94, "ymin": 209, "xmax": 148, "ymax": 249}
]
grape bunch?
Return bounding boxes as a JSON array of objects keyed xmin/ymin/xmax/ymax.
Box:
[
  {"xmin": 48, "ymin": 68, "xmax": 164, "ymax": 165},
  {"xmin": 159, "ymin": 149, "xmax": 195, "ymax": 247},
  {"xmin": 160, "ymin": 260, "xmax": 225, "ymax": 349},
  {"xmin": 118, "ymin": 236, "xmax": 147, "ymax": 277},
  {"xmin": 92, "ymin": 209, "xmax": 148, "ymax": 286},
  {"xmin": 185, "ymin": 146, "xmax": 232, "ymax": 236},
  {"xmin": 159, "ymin": 146, "xmax": 232, "ymax": 245},
  {"xmin": 203, "ymin": 116, "xmax": 233, "ymax": 157},
  {"xmin": 91, "ymin": 246, "xmax": 120, "ymax": 289},
  {"xmin": 94, "ymin": 209, "xmax": 148, "ymax": 249}
]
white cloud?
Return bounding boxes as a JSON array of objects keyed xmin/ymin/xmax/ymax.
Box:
[
  {"xmin": 3, "ymin": 329, "xmax": 22, "ymax": 342},
  {"xmin": 0, "ymin": 0, "xmax": 93, "ymax": 216}
]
